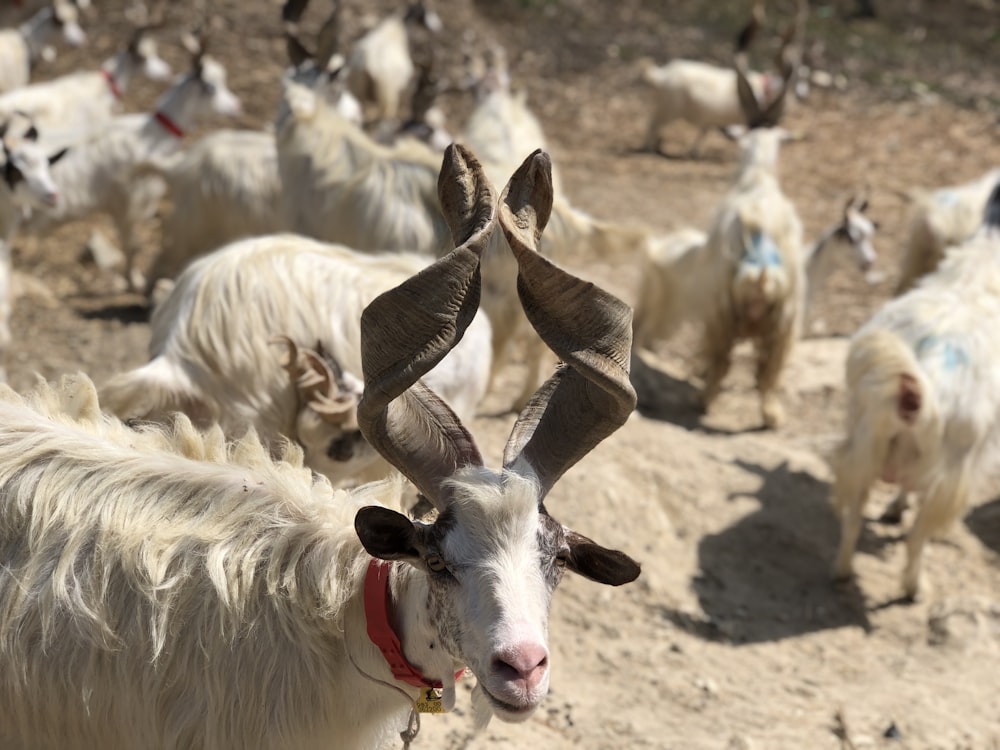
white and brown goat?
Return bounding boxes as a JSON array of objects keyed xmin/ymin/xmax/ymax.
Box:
[{"xmin": 0, "ymin": 144, "xmax": 640, "ymax": 749}]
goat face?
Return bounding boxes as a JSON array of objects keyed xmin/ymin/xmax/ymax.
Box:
[
  {"xmin": 132, "ymin": 35, "xmax": 172, "ymax": 82},
  {"xmin": 356, "ymin": 468, "xmax": 638, "ymax": 723},
  {"xmin": 51, "ymin": 0, "xmax": 86, "ymax": 46},
  {"xmin": 190, "ymin": 56, "xmax": 242, "ymax": 119},
  {"xmin": 1, "ymin": 139, "xmax": 63, "ymax": 208}
]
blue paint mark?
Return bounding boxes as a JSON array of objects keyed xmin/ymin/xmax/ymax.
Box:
[
  {"xmin": 742, "ymin": 231, "xmax": 783, "ymax": 268},
  {"xmin": 916, "ymin": 335, "xmax": 968, "ymax": 371},
  {"xmin": 935, "ymin": 189, "xmax": 959, "ymax": 207}
]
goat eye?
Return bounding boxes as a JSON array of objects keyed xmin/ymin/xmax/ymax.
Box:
[
  {"xmin": 554, "ymin": 552, "xmax": 569, "ymax": 568},
  {"xmin": 425, "ymin": 555, "xmax": 448, "ymax": 573}
]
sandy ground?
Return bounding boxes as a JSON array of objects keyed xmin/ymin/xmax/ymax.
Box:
[{"xmin": 5, "ymin": 0, "xmax": 1000, "ymax": 748}]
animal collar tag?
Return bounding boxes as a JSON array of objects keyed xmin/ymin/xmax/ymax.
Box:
[
  {"xmin": 364, "ymin": 559, "xmax": 465, "ymax": 704},
  {"xmin": 153, "ymin": 110, "xmax": 185, "ymax": 139},
  {"xmin": 101, "ymin": 68, "xmax": 123, "ymax": 100}
]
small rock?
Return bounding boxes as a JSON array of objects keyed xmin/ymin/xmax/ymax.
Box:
[{"xmin": 81, "ymin": 230, "xmax": 124, "ymax": 271}]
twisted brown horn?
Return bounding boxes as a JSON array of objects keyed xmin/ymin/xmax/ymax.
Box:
[
  {"xmin": 356, "ymin": 144, "xmax": 496, "ymax": 506},
  {"xmin": 499, "ymin": 150, "xmax": 637, "ymax": 499}
]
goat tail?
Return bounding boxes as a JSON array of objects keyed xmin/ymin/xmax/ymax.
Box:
[
  {"xmin": 833, "ymin": 328, "xmax": 941, "ymax": 499},
  {"xmin": 99, "ymin": 357, "xmax": 212, "ymax": 426}
]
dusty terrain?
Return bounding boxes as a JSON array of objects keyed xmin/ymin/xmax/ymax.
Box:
[{"xmin": 6, "ymin": 0, "xmax": 1000, "ymax": 748}]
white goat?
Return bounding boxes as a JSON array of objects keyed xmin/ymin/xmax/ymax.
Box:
[
  {"xmin": 277, "ymin": 80, "xmax": 651, "ymax": 411},
  {"xmin": 20, "ymin": 45, "xmax": 241, "ymax": 291},
  {"xmin": 139, "ymin": 47, "xmax": 363, "ymax": 296},
  {"xmin": 633, "ymin": 195, "xmax": 876, "ymax": 353},
  {"xmin": 0, "ymin": 120, "xmax": 68, "ymax": 378},
  {"xmin": 831, "ymin": 183, "xmax": 1000, "ymax": 600},
  {"xmin": 0, "ymin": 146, "xmax": 640, "ymax": 749},
  {"xmin": 0, "ymin": 0, "xmax": 85, "ymax": 94},
  {"xmin": 895, "ymin": 166, "xmax": 1000, "ymax": 295},
  {"xmin": 0, "ymin": 0, "xmax": 89, "ymax": 27},
  {"xmin": 695, "ymin": 59, "xmax": 804, "ymax": 428},
  {"xmin": 0, "ymin": 24, "xmax": 170, "ymax": 147},
  {"xmin": 460, "ymin": 45, "xmax": 562, "ymax": 193},
  {"xmin": 639, "ymin": 0, "xmax": 807, "ymax": 158},
  {"xmin": 101, "ymin": 232, "xmax": 492, "ymax": 486},
  {"xmin": 346, "ymin": 1, "xmax": 441, "ymax": 124}
]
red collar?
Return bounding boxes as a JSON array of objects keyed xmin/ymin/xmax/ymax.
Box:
[
  {"xmin": 153, "ymin": 110, "xmax": 185, "ymax": 139},
  {"xmin": 364, "ymin": 559, "xmax": 464, "ymax": 689},
  {"xmin": 100, "ymin": 68, "xmax": 123, "ymax": 101}
]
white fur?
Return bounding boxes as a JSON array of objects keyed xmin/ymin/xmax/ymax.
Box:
[
  {"xmin": 895, "ymin": 167, "xmax": 1000, "ymax": 294},
  {"xmin": 0, "ymin": 33, "xmax": 170, "ymax": 148},
  {"xmin": 100, "ymin": 233, "xmax": 492, "ymax": 486},
  {"xmin": 697, "ymin": 128, "xmax": 804, "ymax": 428},
  {"xmin": 346, "ymin": 3, "xmax": 441, "ymax": 123},
  {"xmin": 0, "ymin": 376, "xmax": 557, "ymax": 748},
  {"xmin": 19, "ymin": 55, "xmax": 241, "ymax": 291},
  {"xmin": 639, "ymin": 58, "xmax": 782, "ymax": 156},
  {"xmin": 0, "ymin": 3, "xmax": 86, "ymax": 94},
  {"xmin": 0, "ymin": 130, "xmax": 67, "ymax": 378},
  {"xmin": 831, "ymin": 211, "xmax": 1000, "ymax": 599}
]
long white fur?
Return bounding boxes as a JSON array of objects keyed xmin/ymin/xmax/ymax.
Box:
[
  {"xmin": 0, "ymin": 128, "xmax": 66, "ymax": 379},
  {"xmin": 697, "ymin": 127, "xmax": 804, "ymax": 428},
  {"xmin": 0, "ymin": 32, "xmax": 170, "ymax": 148},
  {"xmin": 0, "ymin": 373, "xmax": 425, "ymax": 749},
  {"xmin": 18, "ymin": 55, "xmax": 241, "ymax": 291},
  {"xmin": 345, "ymin": 3, "xmax": 440, "ymax": 124},
  {"xmin": 895, "ymin": 166, "xmax": 1000, "ymax": 295},
  {"xmin": 639, "ymin": 58, "xmax": 780, "ymax": 156},
  {"xmin": 99, "ymin": 233, "xmax": 492, "ymax": 486},
  {"xmin": 0, "ymin": 3, "xmax": 85, "ymax": 94},
  {"xmin": 831, "ymin": 205, "xmax": 1000, "ymax": 599},
  {"xmin": 277, "ymin": 80, "xmax": 651, "ymax": 411}
]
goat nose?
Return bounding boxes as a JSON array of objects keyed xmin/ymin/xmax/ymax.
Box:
[{"xmin": 492, "ymin": 642, "xmax": 549, "ymax": 691}]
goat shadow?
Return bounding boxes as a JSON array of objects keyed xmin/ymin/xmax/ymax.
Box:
[
  {"xmin": 74, "ymin": 296, "xmax": 151, "ymax": 325},
  {"xmin": 660, "ymin": 458, "xmax": 892, "ymax": 645},
  {"xmin": 965, "ymin": 495, "xmax": 1000, "ymax": 555},
  {"xmin": 630, "ymin": 352, "xmax": 750, "ymax": 436}
]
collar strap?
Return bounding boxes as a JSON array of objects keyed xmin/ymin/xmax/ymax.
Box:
[
  {"xmin": 101, "ymin": 68, "xmax": 123, "ymax": 101},
  {"xmin": 153, "ymin": 110, "xmax": 184, "ymax": 139},
  {"xmin": 364, "ymin": 558, "xmax": 464, "ymax": 689}
]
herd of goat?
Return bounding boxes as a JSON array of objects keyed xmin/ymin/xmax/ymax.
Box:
[{"xmin": 0, "ymin": 0, "xmax": 996, "ymax": 747}]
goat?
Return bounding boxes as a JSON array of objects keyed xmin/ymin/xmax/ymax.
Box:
[
  {"xmin": 277, "ymin": 79, "xmax": 651, "ymax": 412},
  {"xmin": 0, "ymin": 117, "xmax": 68, "ymax": 378},
  {"xmin": 345, "ymin": 1, "xmax": 442, "ymax": 125},
  {"xmin": 0, "ymin": 144, "xmax": 640, "ymax": 749},
  {"xmin": 639, "ymin": 0, "xmax": 807, "ymax": 158},
  {"xmin": 694, "ymin": 51, "xmax": 804, "ymax": 429},
  {"xmin": 831, "ymin": 182, "xmax": 1000, "ymax": 600},
  {"xmin": 101, "ymin": 232, "xmax": 492, "ymax": 487},
  {"xmin": 0, "ymin": 0, "xmax": 89, "ymax": 27},
  {"xmin": 0, "ymin": 0, "xmax": 85, "ymax": 94},
  {"xmin": 0, "ymin": 23, "xmax": 170, "ymax": 147},
  {"xmin": 138, "ymin": 41, "xmax": 364, "ymax": 298},
  {"xmin": 632, "ymin": 195, "xmax": 876, "ymax": 353},
  {"xmin": 460, "ymin": 45, "xmax": 562, "ymax": 193},
  {"xmin": 894, "ymin": 166, "xmax": 1000, "ymax": 295},
  {"xmin": 20, "ymin": 39, "xmax": 241, "ymax": 291}
]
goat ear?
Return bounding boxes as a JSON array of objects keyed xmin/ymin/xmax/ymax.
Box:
[
  {"xmin": 564, "ymin": 530, "xmax": 641, "ymax": 586},
  {"xmin": 355, "ymin": 506, "xmax": 422, "ymax": 561}
]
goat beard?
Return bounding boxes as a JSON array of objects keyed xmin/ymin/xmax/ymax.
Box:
[{"xmin": 470, "ymin": 682, "xmax": 496, "ymax": 731}]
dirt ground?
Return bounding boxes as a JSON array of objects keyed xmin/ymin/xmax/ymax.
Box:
[{"xmin": 6, "ymin": 0, "xmax": 1000, "ymax": 748}]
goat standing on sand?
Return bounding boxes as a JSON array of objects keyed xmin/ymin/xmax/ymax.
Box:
[
  {"xmin": 831, "ymin": 183, "xmax": 1000, "ymax": 600},
  {"xmin": 695, "ymin": 52, "xmax": 803, "ymax": 428},
  {"xmin": 0, "ymin": 144, "xmax": 640, "ymax": 749}
]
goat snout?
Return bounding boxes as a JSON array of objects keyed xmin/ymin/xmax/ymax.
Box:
[{"xmin": 491, "ymin": 641, "xmax": 549, "ymax": 694}]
